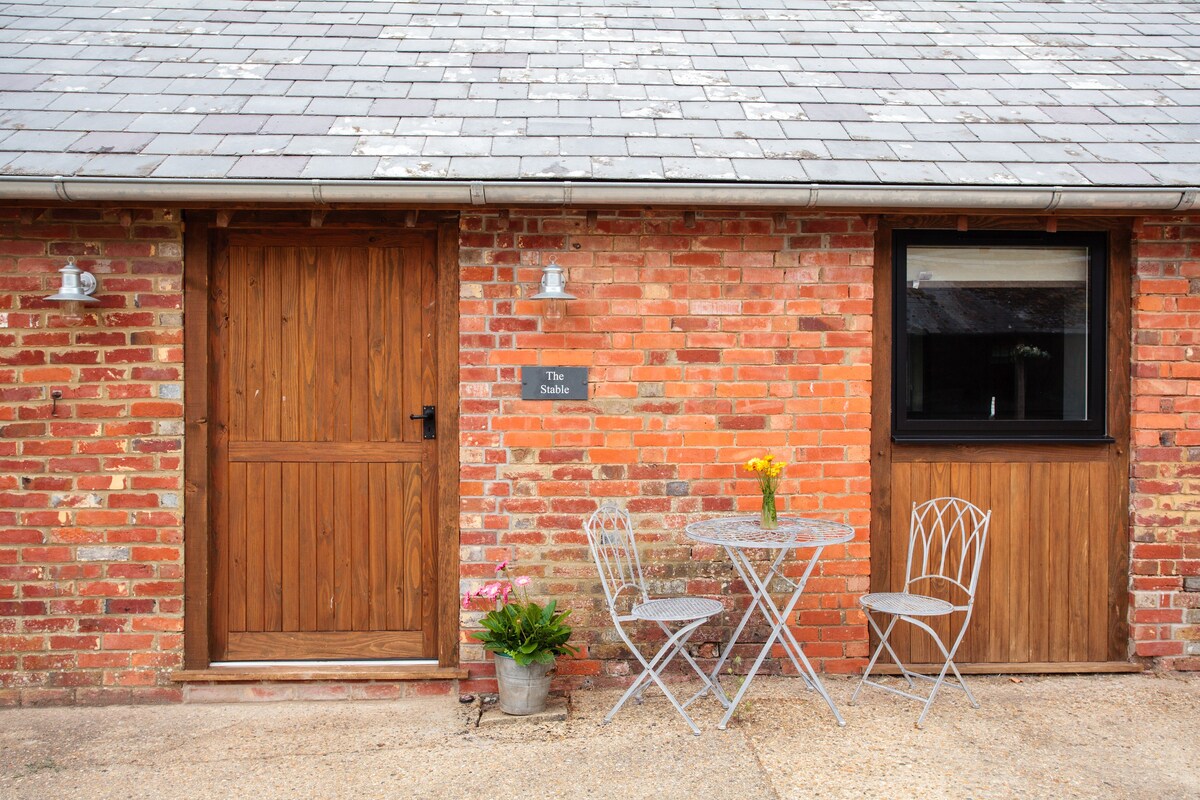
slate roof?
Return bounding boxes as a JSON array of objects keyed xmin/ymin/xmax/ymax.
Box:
[{"xmin": 0, "ymin": 0, "xmax": 1199, "ymax": 186}]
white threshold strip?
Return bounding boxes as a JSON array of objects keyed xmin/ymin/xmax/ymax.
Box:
[{"xmin": 212, "ymin": 660, "xmax": 438, "ymax": 668}]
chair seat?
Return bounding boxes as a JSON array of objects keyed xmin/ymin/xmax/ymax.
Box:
[
  {"xmin": 632, "ymin": 597, "xmax": 723, "ymax": 622},
  {"xmin": 861, "ymin": 592, "xmax": 954, "ymax": 617}
]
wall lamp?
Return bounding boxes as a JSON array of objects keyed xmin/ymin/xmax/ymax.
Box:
[
  {"xmin": 45, "ymin": 256, "xmax": 99, "ymax": 322},
  {"xmin": 530, "ymin": 258, "xmax": 575, "ymax": 321}
]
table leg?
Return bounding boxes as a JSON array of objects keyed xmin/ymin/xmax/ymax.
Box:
[
  {"xmin": 718, "ymin": 546, "xmax": 846, "ymax": 729},
  {"xmin": 707, "ymin": 546, "xmax": 790, "ymax": 703},
  {"xmin": 726, "ymin": 549, "xmax": 813, "ymax": 689}
]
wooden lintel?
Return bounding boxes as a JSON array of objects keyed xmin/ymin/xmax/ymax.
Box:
[
  {"xmin": 310, "ymin": 208, "xmax": 327, "ymax": 228},
  {"xmin": 215, "ymin": 210, "xmax": 232, "ymax": 228}
]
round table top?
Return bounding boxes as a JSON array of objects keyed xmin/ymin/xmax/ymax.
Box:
[{"xmin": 684, "ymin": 515, "xmax": 855, "ymax": 549}]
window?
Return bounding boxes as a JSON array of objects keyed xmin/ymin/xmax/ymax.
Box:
[{"xmin": 893, "ymin": 230, "xmax": 1108, "ymax": 441}]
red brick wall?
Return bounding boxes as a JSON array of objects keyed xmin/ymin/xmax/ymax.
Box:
[
  {"xmin": 1129, "ymin": 215, "xmax": 1200, "ymax": 671},
  {"xmin": 0, "ymin": 208, "xmax": 185, "ymax": 706},
  {"xmin": 456, "ymin": 209, "xmax": 874, "ymax": 691}
]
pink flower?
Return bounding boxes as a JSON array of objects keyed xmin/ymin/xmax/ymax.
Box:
[
  {"xmin": 479, "ymin": 582, "xmax": 501, "ymax": 599},
  {"xmin": 500, "ymin": 585, "xmax": 512, "ymax": 602},
  {"xmin": 495, "ymin": 560, "xmax": 509, "ymax": 572},
  {"xmin": 514, "ymin": 576, "xmax": 532, "ymax": 587},
  {"xmin": 462, "ymin": 590, "xmax": 475, "ymax": 610}
]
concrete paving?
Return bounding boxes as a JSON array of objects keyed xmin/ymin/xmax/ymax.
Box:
[{"xmin": 1, "ymin": 673, "xmax": 1197, "ymax": 800}]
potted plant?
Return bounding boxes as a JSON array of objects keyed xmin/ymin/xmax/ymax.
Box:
[{"xmin": 463, "ymin": 561, "xmax": 578, "ymax": 715}]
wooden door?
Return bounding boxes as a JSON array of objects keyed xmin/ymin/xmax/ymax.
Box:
[
  {"xmin": 869, "ymin": 218, "xmax": 1131, "ymax": 670},
  {"xmin": 209, "ymin": 230, "xmax": 439, "ymax": 661}
]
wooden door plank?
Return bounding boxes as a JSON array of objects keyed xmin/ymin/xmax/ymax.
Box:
[
  {"xmin": 987, "ymin": 463, "xmax": 1010, "ymax": 663},
  {"xmin": 350, "ymin": 248, "xmax": 370, "ymax": 442},
  {"xmin": 885, "ymin": 461, "xmax": 910, "ymax": 659},
  {"xmin": 402, "ymin": 245, "xmax": 422, "ymax": 444},
  {"xmin": 386, "ymin": 248, "xmax": 404, "ymax": 441},
  {"xmin": 385, "ymin": 463, "xmax": 404, "ymax": 629},
  {"xmin": 1088, "ymin": 461, "xmax": 1110, "ymax": 662},
  {"xmin": 299, "ymin": 462, "xmax": 317, "ymax": 632},
  {"xmin": 228, "ymin": 247, "xmax": 247, "ymax": 443},
  {"xmin": 227, "ymin": 462, "xmax": 247, "ymax": 634},
  {"xmin": 298, "ymin": 247, "xmax": 320, "ymax": 442},
  {"xmin": 351, "ymin": 462, "xmax": 370, "ymax": 631},
  {"xmin": 966, "ymin": 463, "xmax": 990, "ymax": 663},
  {"xmin": 1009, "ymin": 462, "xmax": 1031, "ymax": 663},
  {"xmin": 1067, "ymin": 462, "xmax": 1090, "ymax": 661},
  {"xmin": 333, "ymin": 462, "xmax": 353, "ymax": 631},
  {"xmin": 316, "ymin": 462, "xmax": 336, "ymax": 630},
  {"xmin": 244, "ymin": 247, "xmax": 265, "ymax": 443},
  {"xmin": 281, "ymin": 463, "xmax": 300, "ymax": 632},
  {"xmin": 1028, "ymin": 462, "xmax": 1050, "ymax": 662},
  {"xmin": 279, "ymin": 248, "xmax": 300, "ymax": 443},
  {"xmin": 368, "ymin": 463, "xmax": 387, "ymax": 630},
  {"xmin": 402, "ymin": 462, "xmax": 424, "ymax": 631},
  {"xmin": 1048, "ymin": 463, "xmax": 1071, "ymax": 661},
  {"xmin": 263, "ymin": 462, "xmax": 283, "ymax": 632},
  {"xmin": 245, "ymin": 462, "xmax": 265, "ymax": 632},
  {"xmin": 262, "ymin": 248, "xmax": 282, "ymax": 443},
  {"xmin": 313, "ymin": 247, "xmax": 335, "ymax": 441},
  {"xmin": 367, "ymin": 249, "xmax": 389, "ymax": 442},
  {"xmin": 332, "ymin": 247, "xmax": 353, "ymax": 443}
]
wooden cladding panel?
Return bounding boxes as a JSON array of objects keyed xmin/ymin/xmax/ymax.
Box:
[
  {"xmin": 226, "ymin": 242, "xmax": 429, "ymax": 445},
  {"xmin": 222, "ymin": 460, "xmax": 427, "ymax": 635},
  {"xmin": 881, "ymin": 460, "xmax": 1116, "ymax": 665}
]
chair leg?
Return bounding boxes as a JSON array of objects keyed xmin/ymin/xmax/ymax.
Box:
[
  {"xmin": 914, "ymin": 623, "xmax": 975, "ymax": 728},
  {"xmin": 850, "ymin": 612, "xmax": 909, "ymax": 705},
  {"xmin": 607, "ymin": 618, "xmax": 709, "ymax": 735}
]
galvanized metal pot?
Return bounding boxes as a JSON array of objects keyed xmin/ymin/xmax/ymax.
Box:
[{"xmin": 494, "ymin": 653, "xmax": 553, "ymax": 715}]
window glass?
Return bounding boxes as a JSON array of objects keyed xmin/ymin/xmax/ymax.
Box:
[{"xmin": 893, "ymin": 230, "xmax": 1107, "ymax": 441}]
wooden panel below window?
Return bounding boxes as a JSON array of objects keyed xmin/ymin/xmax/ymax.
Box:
[{"xmin": 879, "ymin": 459, "xmax": 1120, "ymax": 665}]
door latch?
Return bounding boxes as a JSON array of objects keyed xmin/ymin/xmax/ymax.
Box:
[{"xmin": 409, "ymin": 405, "xmax": 436, "ymax": 440}]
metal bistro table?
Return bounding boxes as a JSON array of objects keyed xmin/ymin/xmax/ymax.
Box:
[{"xmin": 685, "ymin": 515, "xmax": 855, "ymax": 730}]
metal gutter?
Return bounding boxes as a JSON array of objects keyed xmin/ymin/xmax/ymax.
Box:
[{"xmin": 0, "ymin": 176, "xmax": 1197, "ymax": 211}]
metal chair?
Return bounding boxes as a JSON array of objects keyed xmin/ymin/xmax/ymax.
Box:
[
  {"xmin": 850, "ymin": 496, "xmax": 991, "ymax": 727},
  {"xmin": 585, "ymin": 503, "xmax": 728, "ymax": 735}
]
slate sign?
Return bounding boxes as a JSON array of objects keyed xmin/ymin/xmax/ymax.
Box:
[{"xmin": 521, "ymin": 366, "xmax": 588, "ymax": 400}]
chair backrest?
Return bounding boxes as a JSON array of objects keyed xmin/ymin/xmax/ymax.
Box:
[
  {"xmin": 585, "ymin": 504, "xmax": 649, "ymax": 616},
  {"xmin": 904, "ymin": 496, "xmax": 991, "ymax": 606}
]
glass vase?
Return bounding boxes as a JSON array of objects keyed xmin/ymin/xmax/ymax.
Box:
[{"xmin": 760, "ymin": 490, "xmax": 778, "ymax": 530}]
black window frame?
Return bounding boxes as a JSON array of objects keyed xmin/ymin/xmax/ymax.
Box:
[{"xmin": 892, "ymin": 228, "xmax": 1109, "ymax": 443}]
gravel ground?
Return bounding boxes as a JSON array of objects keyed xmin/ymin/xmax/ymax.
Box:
[{"xmin": 0, "ymin": 673, "xmax": 1196, "ymax": 800}]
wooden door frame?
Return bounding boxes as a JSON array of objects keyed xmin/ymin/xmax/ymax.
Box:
[
  {"xmin": 183, "ymin": 210, "xmax": 461, "ymax": 669},
  {"xmin": 868, "ymin": 214, "xmax": 1132, "ymax": 668}
]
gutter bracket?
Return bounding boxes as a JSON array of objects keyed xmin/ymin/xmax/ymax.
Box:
[
  {"xmin": 563, "ymin": 181, "xmax": 573, "ymax": 205},
  {"xmin": 1044, "ymin": 186, "xmax": 1064, "ymax": 212},
  {"xmin": 1175, "ymin": 190, "xmax": 1197, "ymax": 212},
  {"xmin": 311, "ymin": 180, "xmax": 324, "ymax": 206},
  {"xmin": 806, "ymin": 184, "xmax": 819, "ymax": 208},
  {"xmin": 469, "ymin": 181, "xmax": 485, "ymax": 205},
  {"xmin": 53, "ymin": 176, "xmax": 71, "ymax": 202}
]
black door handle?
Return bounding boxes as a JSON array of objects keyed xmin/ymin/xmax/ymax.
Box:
[{"xmin": 409, "ymin": 405, "xmax": 436, "ymax": 440}]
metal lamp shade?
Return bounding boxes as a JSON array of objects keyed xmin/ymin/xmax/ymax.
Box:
[
  {"xmin": 46, "ymin": 259, "xmax": 100, "ymax": 304},
  {"xmin": 530, "ymin": 261, "xmax": 576, "ymax": 302}
]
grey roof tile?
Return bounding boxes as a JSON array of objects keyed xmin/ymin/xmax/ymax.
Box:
[{"xmin": 0, "ymin": 1, "xmax": 1196, "ymax": 188}]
